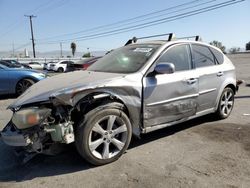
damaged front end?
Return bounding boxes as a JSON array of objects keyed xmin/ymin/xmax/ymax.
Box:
[{"xmin": 1, "ymin": 104, "xmax": 75, "ymax": 161}]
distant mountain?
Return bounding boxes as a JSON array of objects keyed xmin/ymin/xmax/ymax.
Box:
[{"xmin": 0, "ymin": 50, "xmax": 107, "ymax": 58}]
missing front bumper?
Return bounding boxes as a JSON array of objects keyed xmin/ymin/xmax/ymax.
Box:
[{"xmin": 1, "ymin": 122, "xmax": 32, "ymax": 147}]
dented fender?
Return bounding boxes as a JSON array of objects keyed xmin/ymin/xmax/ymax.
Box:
[{"xmin": 8, "ymin": 71, "xmax": 144, "ymax": 136}]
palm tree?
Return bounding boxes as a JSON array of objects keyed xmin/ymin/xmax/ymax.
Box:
[{"xmin": 71, "ymin": 42, "xmax": 76, "ymax": 57}]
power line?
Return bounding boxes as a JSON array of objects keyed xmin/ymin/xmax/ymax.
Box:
[
  {"xmin": 37, "ymin": 0, "xmax": 206, "ymax": 41},
  {"xmin": 35, "ymin": 0, "xmax": 70, "ymax": 15},
  {"xmin": 0, "ymin": 1, "xmax": 51, "ymax": 39},
  {"xmin": 0, "ymin": 0, "xmax": 68, "ymax": 39},
  {"xmin": 14, "ymin": 42, "xmax": 31, "ymax": 51},
  {"xmin": 0, "ymin": 19, "xmax": 25, "ymax": 39},
  {"xmin": 37, "ymin": 0, "xmax": 244, "ymax": 44}
]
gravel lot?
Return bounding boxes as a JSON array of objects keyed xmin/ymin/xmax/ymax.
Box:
[{"xmin": 0, "ymin": 54, "xmax": 250, "ymax": 188}]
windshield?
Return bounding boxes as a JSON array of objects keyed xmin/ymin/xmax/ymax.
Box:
[{"xmin": 88, "ymin": 44, "xmax": 160, "ymax": 73}]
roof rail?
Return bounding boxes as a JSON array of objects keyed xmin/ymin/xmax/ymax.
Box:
[
  {"xmin": 125, "ymin": 33, "xmax": 175, "ymax": 46},
  {"xmin": 176, "ymin": 35, "xmax": 201, "ymax": 41}
]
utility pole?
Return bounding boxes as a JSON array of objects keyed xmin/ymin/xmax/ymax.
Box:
[
  {"xmin": 60, "ymin": 42, "xmax": 63, "ymax": 57},
  {"xmin": 12, "ymin": 42, "xmax": 15, "ymax": 57},
  {"xmin": 25, "ymin": 15, "xmax": 36, "ymax": 58}
]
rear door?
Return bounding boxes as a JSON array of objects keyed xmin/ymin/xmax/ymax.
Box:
[
  {"xmin": 191, "ymin": 44, "xmax": 224, "ymax": 112},
  {"xmin": 143, "ymin": 43, "xmax": 199, "ymax": 127}
]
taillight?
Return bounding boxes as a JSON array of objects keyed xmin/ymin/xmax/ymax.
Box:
[{"xmin": 83, "ymin": 64, "xmax": 89, "ymax": 70}]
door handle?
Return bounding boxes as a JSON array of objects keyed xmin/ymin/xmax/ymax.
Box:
[
  {"xmin": 186, "ymin": 78, "xmax": 197, "ymax": 84},
  {"xmin": 217, "ymin": 71, "xmax": 224, "ymax": 77}
]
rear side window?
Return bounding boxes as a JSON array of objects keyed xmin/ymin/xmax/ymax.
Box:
[
  {"xmin": 209, "ymin": 47, "xmax": 224, "ymax": 64},
  {"xmin": 156, "ymin": 44, "xmax": 191, "ymax": 71},
  {"xmin": 192, "ymin": 44, "xmax": 216, "ymax": 68}
]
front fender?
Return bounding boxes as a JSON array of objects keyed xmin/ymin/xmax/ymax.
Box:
[{"xmin": 52, "ymin": 86, "xmax": 142, "ymax": 136}]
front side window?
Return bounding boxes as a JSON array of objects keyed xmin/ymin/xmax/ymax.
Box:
[
  {"xmin": 192, "ymin": 44, "xmax": 216, "ymax": 68},
  {"xmin": 88, "ymin": 44, "xmax": 160, "ymax": 73},
  {"xmin": 156, "ymin": 44, "xmax": 191, "ymax": 71}
]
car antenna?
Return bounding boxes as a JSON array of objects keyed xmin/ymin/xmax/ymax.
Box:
[{"xmin": 124, "ymin": 33, "xmax": 175, "ymax": 46}]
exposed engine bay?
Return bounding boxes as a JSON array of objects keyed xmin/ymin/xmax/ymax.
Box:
[{"xmin": 1, "ymin": 104, "xmax": 75, "ymax": 161}]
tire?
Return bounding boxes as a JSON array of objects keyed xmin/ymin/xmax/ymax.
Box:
[
  {"xmin": 16, "ymin": 79, "xmax": 35, "ymax": 96},
  {"xmin": 215, "ymin": 87, "xmax": 234, "ymax": 119},
  {"xmin": 57, "ymin": 67, "xmax": 64, "ymax": 72},
  {"xmin": 75, "ymin": 102, "xmax": 132, "ymax": 165}
]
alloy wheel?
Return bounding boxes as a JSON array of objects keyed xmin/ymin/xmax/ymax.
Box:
[
  {"xmin": 220, "ymin": 90, "xmax": 234, "ymax": 116},
  {"xmin": 88, "ymin": 115, "xmax": 128, "ymax": 160},
  {"xmin": 16, "ymin": 79, "xmax": 34, "ymax": 96}
]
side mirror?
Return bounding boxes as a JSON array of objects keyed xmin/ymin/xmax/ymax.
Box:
[{"xmin": 154, "ymin": 63, "xmax": 175, "ymax": 74}]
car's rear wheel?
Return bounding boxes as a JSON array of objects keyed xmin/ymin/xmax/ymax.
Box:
[
  {"xmin": 75, "ymin": 102, "xmax": 132, "ymax": 165},
  {"xmin": 57, "ymin": 67, "xmax": 64, "ymax": 72},
  {"xmin": 215, "ymin": 87, "xmax": 234, "ymax": 119},
  {"xmin": 16, "ymin": 79, "xmax": 35, "ymax": 96}
]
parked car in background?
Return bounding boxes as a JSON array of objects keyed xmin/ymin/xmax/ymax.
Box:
[
  {"xmin": 51, "ymin": 60, "xmax": 75, "ymax": 72},
  {"xmin": 0, "ymin": 60, "xmax": 23, "ymax": 68},
  {"xmin": 0, "ymin": 35, "xmax": 236, "ymax": 166},
  {"xmin": 43, "ymin": 61, "xmax": 56, "ymax": 70},
  {"xmin": 4, "ymin": 60, "xmax": 32, "ymax": 69},
  {"xmin": 28, "ymin": 62, "xmax": 43, "ymax": 70},
  {"xmin": 0, "ymin": 64, "xmax": 47, "ymax": 96},
  {"xmin": 73, "ymin": 56, "xmax": 102, "ymax": 70}
]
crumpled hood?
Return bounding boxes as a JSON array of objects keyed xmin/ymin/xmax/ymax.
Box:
[{"xmin": 9, "ymin": 71, "xmax": 125, "ymax": 109}]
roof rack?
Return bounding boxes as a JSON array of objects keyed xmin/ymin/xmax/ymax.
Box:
[
  {"xmin": 125, "ymin": 33, "xmax": 175, "ymax": 46},
  {"xmin": 176, "ymin": 35, "xmax": 201, "ymax": 41}
]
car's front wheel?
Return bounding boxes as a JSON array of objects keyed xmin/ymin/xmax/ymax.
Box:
[
  {"xmin": 75, "ymin": 102, "xmax": 132, "ymax": 165},
  {"xmin": 16, "ymin": 79, "xmax": 35, "ymax": 96},
  {"xmin": 215, "ymin": 87, "xmax": 234, "ymax": 119}
]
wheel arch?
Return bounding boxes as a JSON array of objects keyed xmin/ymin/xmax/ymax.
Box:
[
  {"xmin": 71, "ymin": 91, "xmax": 141, "ymax": 137},
  {"xmin": 226, "ymin": 83, "xmax": 236, "ymax": 94},
  {"xmin": 16, "ymin": 76, "xmax": 38, "ymax": 87},
  {"xmin": 57, "ymin": 66, "xmax": 64, "ymax": 72},
  {"xmin": 15, "ymin": 76, "xmax": 38, "ymax": 95},
  {"xmin": 215, "ymin": 80, "xmax": 236, "ymax": 110}
]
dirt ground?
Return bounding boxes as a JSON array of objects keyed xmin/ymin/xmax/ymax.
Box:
[{"xmin": 0, "ymin": 54, "xmax": 249, "ymax": 188}]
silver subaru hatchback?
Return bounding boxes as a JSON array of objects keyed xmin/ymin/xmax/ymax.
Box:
[{"xmin": 1, "ymin": 36, "xmax": 236, "ymax": 165}]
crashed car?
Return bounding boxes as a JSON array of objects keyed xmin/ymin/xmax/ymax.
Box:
[{"xmin": 1, "ymin": 34, "xmax": 236, "ymax": 165}]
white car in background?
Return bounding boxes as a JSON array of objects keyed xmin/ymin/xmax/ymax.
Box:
[
  {"xmin": 43, "ymin": 61, "xmax": 57, "ymax": 71},
  {"xmin": 51, "ymin": 60, "xmax": 74, "ymax": 72},
  {"xmin": 28, "ymin": 62, "xmax": 44, "ymax": 70}
]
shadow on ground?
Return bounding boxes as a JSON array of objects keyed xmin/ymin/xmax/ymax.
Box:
[
  {"xmin": 0, "ymin": 114, "xmax": 219, "ymax": 182},
  {"xmin": 0, "ymin": 94, "xmax": 17, "ymax": 100},
  {"xmin": 235, "ymin": 95, "xmax": 250, "ymax": 99}
]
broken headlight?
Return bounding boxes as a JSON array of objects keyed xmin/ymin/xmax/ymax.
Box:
[{"xmin": 12, "ymin": 108, "xmax": 51, "ymax": 129}]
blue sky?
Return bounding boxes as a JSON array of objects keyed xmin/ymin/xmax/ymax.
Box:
[{"xmin": 0, "ymin": 0, "xmax": 249, "ymax": 53}]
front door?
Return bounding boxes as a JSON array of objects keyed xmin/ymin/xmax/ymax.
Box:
[
  {"xmin": 143, "ymin": 44, "xmax": 199, "ymax": 127},
  {"xmin": 0, "ymin": 68, "xmax": 10, "ymax": 94}
]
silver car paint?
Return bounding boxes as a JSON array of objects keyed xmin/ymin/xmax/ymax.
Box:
[
  {"xmin": 8, "ymin": 40, "xmax": 236, "ymax": 135},
  {"xmin": 9, "ymin": 71, "xmax": 144, "ymax": 134}
]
